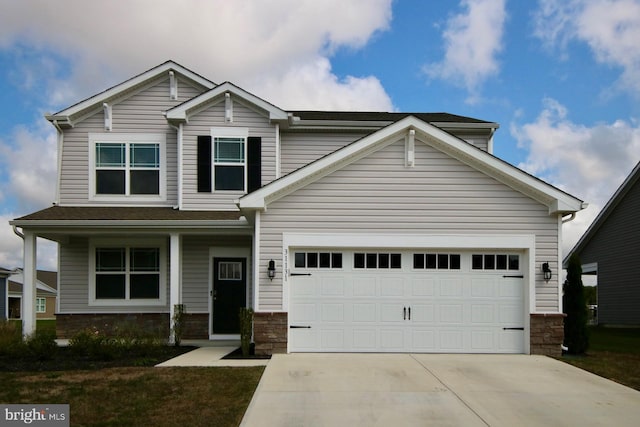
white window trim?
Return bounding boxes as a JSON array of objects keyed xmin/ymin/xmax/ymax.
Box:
[
  {"xmin": 88, "ymin": 238, "xmax": 167, "ymax": 307},
  {"xmin": 210, "ymin": 127, "xmax": 248, "ymax": 193},
  {"xmin": 36, "ymin": 297, "xmax": 46, "ymax": 313},
  {"xmin": 89, "ymin": 133, "xmax": 167, "ymax": 202}
]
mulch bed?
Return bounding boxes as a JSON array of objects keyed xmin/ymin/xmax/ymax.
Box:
[{"xmin": 0, "ymin": 345, "xmax": 196, "ymax": 371}]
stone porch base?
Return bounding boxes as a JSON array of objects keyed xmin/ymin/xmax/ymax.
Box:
[
  {"xmin": 530, "ymin": 313, "xmax": 565, "ymax": 357},
  {"xmin": 253, "ymin": 312, "xmax": 288, "ymax": 355}
]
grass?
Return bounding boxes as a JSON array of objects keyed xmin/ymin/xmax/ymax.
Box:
[
  {"xmin": 0, "ymin": 320, "xmax": 265, "ymax": 426},
  {"xmin": 560, "ymin": 326, "xmax": 640, "ymax": 391},
  {"xmin": 0, "ymin": 366, "xmax": 265, "ymax": 427}
]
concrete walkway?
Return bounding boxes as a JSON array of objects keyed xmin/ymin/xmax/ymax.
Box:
[
  {"xmin": 156, "ymin": 342, "xmax": 269, "ymax": 367},
  {"xmin": 241, "ymin": 353, "xmax": 640, "ymax": 426}
]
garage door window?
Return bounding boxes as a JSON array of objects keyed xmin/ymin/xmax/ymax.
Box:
[
  {"xmin": 472, "ymin": 254, "xmax": 519, "ymax": 270},
  {"xmin": 413, "ymin": 253, "xmax": 461, "ymax": 270},
  {"xmin": 294, "ymin": 252, "xmax": 342, "ymax": 269},
  {"xmin": 354, "ymin": 253, "xmax": 401, "ymax": 269}
]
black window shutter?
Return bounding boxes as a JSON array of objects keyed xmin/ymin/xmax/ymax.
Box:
[
  {"xmin": 197, "ymin": 135, "xmax": 212, "ymax": 192},
  {"xmin": 247, "ymin": 137, "xmax": 262, "ymax": 193}
]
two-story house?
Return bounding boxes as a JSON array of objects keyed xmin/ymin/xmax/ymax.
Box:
[{"xmin": 11, "ymin": 61, "xmax": 585, "ymax": 356}]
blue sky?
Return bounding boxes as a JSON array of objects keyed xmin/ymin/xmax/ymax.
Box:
[{"xmin": 1, "ymin": 0, "xmax": 640, "ymax": 270}]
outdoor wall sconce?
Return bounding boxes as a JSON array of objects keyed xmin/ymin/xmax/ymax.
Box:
[
  {"xmin": 542, "ymin": 262, "xmax": 552, "ymax": 282},
  {"xmin": 268, "ymin": 259, "xmax": 276, "ymax": 280}
]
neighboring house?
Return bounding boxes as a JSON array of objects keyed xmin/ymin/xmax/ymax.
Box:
[
  {"xmin": 0, "ymin": 267, "xmax": 12, "ymax": 320},
  {"xmin": 565, "ymin": 161, "xmax": 640, "ymax": 326},
  {"xmin": 10, "ymin": 61, "xmax": 586, "ymax": 356},
  {"xmin": 7, "ymin": 270, "xmax": 58, "ymax": 320}
]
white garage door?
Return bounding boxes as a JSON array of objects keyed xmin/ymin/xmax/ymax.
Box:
[{"xmin": 288, "ymin": 250, "xmax": 525, "ymax": 353}]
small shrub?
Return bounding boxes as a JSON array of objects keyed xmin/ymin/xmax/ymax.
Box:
[
  {"xmin": 26, "ymin": 329, "xmax": 58, "ymax": 360},
  {"xmin": 0, "ymin": 320, "xmax": 24, "ymax": 356},
  {"xmin": 69, "ymin": 328, "xmax": 112, "ymax": 360}
]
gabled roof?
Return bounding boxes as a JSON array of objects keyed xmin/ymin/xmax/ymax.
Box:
[
  {"xmin": 45, "ymin": 60, "xmax": 215, "ymax": 127},
  {"xmin": 9, "ymin": 270, "xmax": 58, "ymax": 295},
  {"xmin": 166, "ymin": 81, "xmax": 288, "ymax": 123},
  {"xmin": 239, "ymin": 115, "xmax": 585, "ymax": 215},
  {"xmin": 564, "ymin": 161, "xmax": 640, "ymax": 266}
]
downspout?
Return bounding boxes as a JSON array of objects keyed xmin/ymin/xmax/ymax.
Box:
[
  {"xmin": 561, "ymin": 213, "xmax": 576, "ymax": 223},
  {"xmin": 13, "ymin": 225, "xmax": 24, "ymax": 240},
  {"xmin": 52, "ymin": 120, "xmax": 64, "ymax": 205}
]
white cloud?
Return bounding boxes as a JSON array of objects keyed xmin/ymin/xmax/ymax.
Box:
[
  {"xmin": 0, "ymin": 0, "xmax": 394, "ymax": 110},
  {"xmin": 423, "ymin": 0, "xmax": 507, "ymax": 102},
  {"xmin": 511, "ymin": 97, "xmax": 640, "ymax": 253},
  {"xmin": 533, "ymin": 0, "xmax": 640, "ymax": 95},
  {"xmin": 0, "ymin": 215, "xmax": 57, "ymax": 271},
  {"xmin": 0, "ymin": 123, "xmax": 57, "ymax": 213}
]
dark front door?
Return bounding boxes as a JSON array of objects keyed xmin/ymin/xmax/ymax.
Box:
[{"xmin": 212, "ymin": 257, "xmax": 247, "ymax": 334}]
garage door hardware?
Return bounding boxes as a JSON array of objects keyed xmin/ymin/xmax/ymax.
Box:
[
  {"xmin": 502, "ymin": 275, "xmax": 524, "ymax": 278},
  {"xmin": 290, "ymin": 273, "xmax": 312, "ymax": 276},
  {"xmin": 403, "ymin": 306, "xmax": 411, "ymax": 320},
  {"xmin": 290, "ymin": 325, "xmax": 312, "ymax": 329},
  {"xmin": 503, "ymin": 327, "xmax": 524, "ymax": 330}
]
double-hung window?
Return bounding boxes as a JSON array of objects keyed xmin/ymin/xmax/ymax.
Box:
[
  {"xmin": 90, "ymin": 133, "xmax": 166, "ymax": 200},
  {"xmin": 197, "ymin": 127, "xmax": 263, "ymax": 193},
  {"xmin": 214, "ymin": 135, "xmax": 245, "ymax": 191},
  {"xmin": 89, "ymin": 239, "xmax": 166, "ymax": 306},
  {"xmin": 36, "ymin": 298, "xmax": 46, "ymax": 313}
]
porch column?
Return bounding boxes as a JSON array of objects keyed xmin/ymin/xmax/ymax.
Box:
[
  {"xmin": 22, "ymin": 230, "xmax": 37, "ymax": 338},
  {"xmin": 169, "ymin": 233, "xmax": 182, "ymax": 344}
]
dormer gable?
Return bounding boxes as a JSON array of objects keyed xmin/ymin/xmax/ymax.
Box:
[{"xmin": 166, "ymin": 82, "xmax": 289, "ymax": 125}]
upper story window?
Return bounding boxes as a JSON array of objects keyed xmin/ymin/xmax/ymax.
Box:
[
  {"xmin": 197, "ymin": 127, "xmax": 262, "ymax": 194},
  {"xmin": 214, "ymin": 136, "xmax": 245, "ymax": 191},
  {"xmin": 90, "ymin": 133, "xmax": 166, "ymax": 201}
]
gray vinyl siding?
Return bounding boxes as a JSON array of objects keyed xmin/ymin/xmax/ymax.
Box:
[
  {"xmin": 280, "ymin": 131, "xmax": 371, "ymax": 176},
  {"xmin": 181, "ymin": 97, "xmax": 277, "ymax": 210},
  {"xmin": 58, "ymin": 236, "xmax": 170, "ymax": 313},
  {"xmin": 0, "ymin": 277, "xmax": 6, "ymax": 319},
  {"xmin": 258, "ymin": 136, "xmax": 559, "ymax": 312},
  {"xmin": 576, "ymin": 178, "xmax": 640, "ymax": 325},
  {"xmin": 181, "ymin": 235, "xmax": 252, "ymax": 313},
  {"xmin": 58, "ymin": 75, "xmax": 207, "ymax": 205}
]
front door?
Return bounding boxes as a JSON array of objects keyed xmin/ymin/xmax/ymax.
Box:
[{"xmin": 212, "ymin": 257, "xmax": 247, "ymax": 334}]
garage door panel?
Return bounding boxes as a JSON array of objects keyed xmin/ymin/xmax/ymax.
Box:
[
  {"xmin": 321, "ymin": 277, "xmax": 346, "ymax": 296},
  {"xmin": 321, "ymin": 303, "xmax": 344, "ymax": 322},
  {"xmin": 380, "ymin": 277, "xmax": 405, "ymax": 296},
  {"xmin": 411, "ymin": 278, "xmax": 435, "ymax": 296},
  {"xmin": 439, "ymin": 304, "xmax": 464, "ymax": 323},
  {"xmin": 471, "ymin": 303, "xmax": 496, "ymax": 323},
  {"xmin": 353, "ymin": 277, "xmax": 377, "ymax": 296},
  {"xmin": 288, "ymin": 250, "xmax": 525, "ymax": 353},
  {"xmin": 353, "ymin": 303, "xmax": 376, "ymax": 322}
]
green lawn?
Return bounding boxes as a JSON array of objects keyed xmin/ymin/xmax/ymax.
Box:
[
  {"xmin": 8, "ymin": 319, "xmax": 57, "ymax": 335},
  {"xmin": 560, "ymin": 326, "xmax": 640, "ymax": 391}
]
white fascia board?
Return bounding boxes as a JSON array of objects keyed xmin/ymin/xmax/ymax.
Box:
[
  {"xmin": 9, "ymin": 219, "xmax": 250, "ymax": 230},
  {"xmin": 47, "ymin": 61, "xmax": 215, "ymax": 122},
  {"xmin": 240, "ymin": 115, "xmax": 584, "ymax": 213},
  {"xmin": 166, "ymin": 82, "xmax": 288, "ymax": 123}
]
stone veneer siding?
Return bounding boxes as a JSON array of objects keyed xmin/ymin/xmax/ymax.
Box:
[
  {"xmin": 253, "ymin": 312, "xmax": 288, "ymax": 355},
  {"xmin": 530, "ymin": 313, "xmax": 565, "ymax": 357}
]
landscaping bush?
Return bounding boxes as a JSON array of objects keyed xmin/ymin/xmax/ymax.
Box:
[
  {"xmin": 563, "ymin": 254, "xmax": 589, "ymax": 354},
  {"xmin": 69, "ymin": 322, "xmax": 165, "ymax": 361},
  {"xmin": 25, "ymin": 329, "xmax": 58, "ymax": 360},
  {"xmin": 0, "ymin": 320, "xmax": 23, "ymax": 356}
]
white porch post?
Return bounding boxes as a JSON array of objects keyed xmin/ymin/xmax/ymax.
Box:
[
  {"xmin": 22, "ymin": 230, "xmax": 37, "ymax": 338},
  {"xmin": 169, "ymin": 233, "xmax": 182, "ymax": 344}
]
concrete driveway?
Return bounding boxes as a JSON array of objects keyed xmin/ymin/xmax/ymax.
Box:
[{"xmin": 241, "ymin": 353, "xmax": 640, "ymax": 426}]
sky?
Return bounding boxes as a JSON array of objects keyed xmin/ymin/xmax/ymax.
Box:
[{"xmin": 1, "ymin": 0, "xmax": 640, "ymax": 272}]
